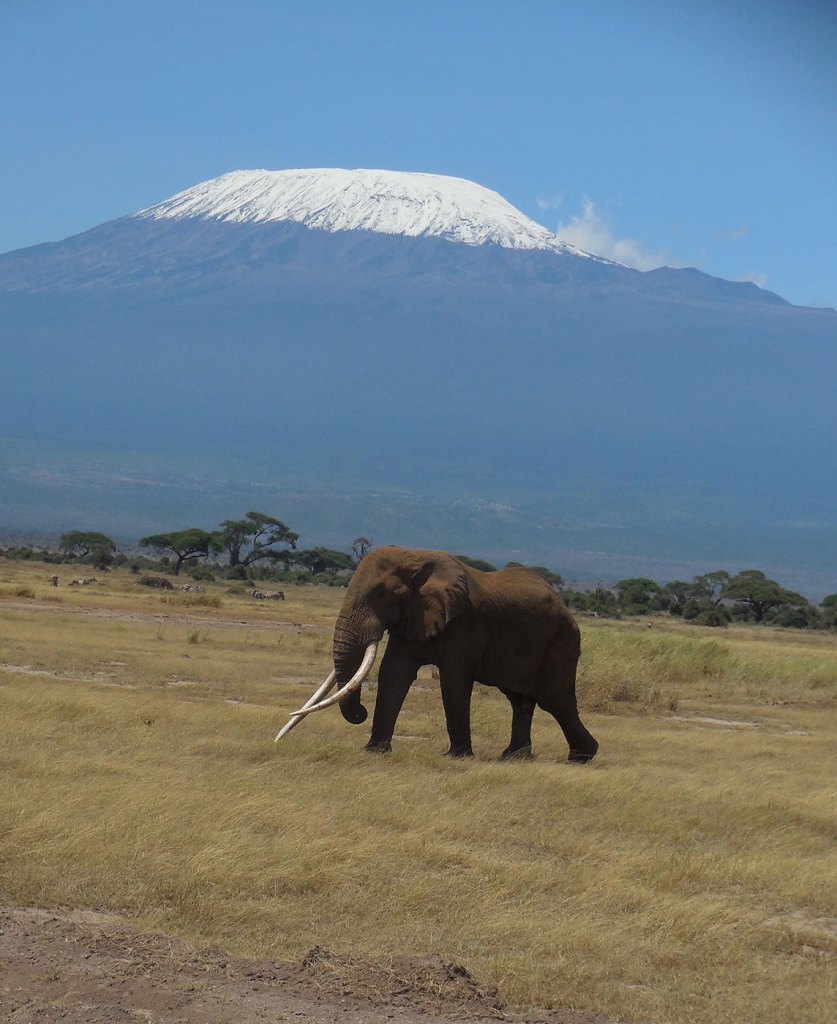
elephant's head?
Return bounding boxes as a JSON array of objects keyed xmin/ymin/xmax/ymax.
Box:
[
  {"xmin": 275, "ymin": 547, "xmax": 469, "ymax": 740},
  {"xmin": 332, "ymin": 547, "xmax": 470, "ymax": 724}
]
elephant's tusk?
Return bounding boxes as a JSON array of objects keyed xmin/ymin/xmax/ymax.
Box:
[
  {"xmin": 276, "ymin": 642, "xmax": 378, "ymax": 738},
  {"xmin": 274, "ymin": 669, "xmax": 337, "ymax": 742}
]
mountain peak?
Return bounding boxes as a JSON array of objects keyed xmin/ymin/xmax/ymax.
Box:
[{"xmin": 134, "ymin": 167, "xmax": 596, "ymax": 256}]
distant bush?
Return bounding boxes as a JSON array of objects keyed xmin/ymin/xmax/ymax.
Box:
[
  {"xmin": 621, "ymin": 602, "xmax": 652, "ymax": 618},
  {"xmin": 225, "ymin": 565, "xmax": 250, "ymax": 581},
  {"xmin": 766, "ymin": 604, "xmax": 819, "ymax": 629},
  {"xmin": 563, "ymin": 587, "xmax": 620, "ymax": 618},
  {"xmin": 3, "ymin": 546, "xmax": 43, "ymax": 561},
  {"xmin": 187, "ymin": 564, "xmax": 216, "ymax": 582},
  {"xmin": 681, "ymin": 600, "xmax": 730, "ymax": 627}
]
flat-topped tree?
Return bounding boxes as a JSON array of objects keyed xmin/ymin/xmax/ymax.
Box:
[
  {"xmin": 59, "ymin": 531, "xmax": 116, "ymax": 558},
  {"xmin": 139, "ymin": 529, "xmax": 216, "ymax": 576},
  {"xmin": 213, "ymin": 512, "xmax": 298, "ymax": 567},
  {"xmin": 692, "ymin": 570, "xmax": 732, "ymax": 606},
  {"xmin": 615, "ymin": 578, "xmax": 663, "ymax": 613},
  {"xmin": 294, "ymin": 548, "xmax": 356, "ymax": 575},
  {"xmin": 58, "ymin": 531, "xmax": 117, "ymax": 569},
  {"xmin": 721, "ymin": 570, "xmax": 807, "ymax": 623}
]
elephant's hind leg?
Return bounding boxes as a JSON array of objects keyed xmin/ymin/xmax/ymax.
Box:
[
  {"xmin": 537, "ymin": 642, "xmax": 598, "ymax": 763},
  {"xmin": 539, "ymin": 694, "xmax": 598, "ymax": 763},
  {"xmin": 537, "ymin": 679, "xmax": 598, "ymax": 763},
  {"xmin": 500, "ymin": 689, "xmax": 535, "ymax": 760}
]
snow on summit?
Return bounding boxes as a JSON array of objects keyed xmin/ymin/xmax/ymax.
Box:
[{"xmin": 136, "ymin": 168, "xmax": 589, "ymax": 255}]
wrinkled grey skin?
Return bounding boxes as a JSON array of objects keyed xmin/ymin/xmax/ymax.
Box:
[{"xmin": 333, "ymin": 546, "xmax": 598, "ymax": 762}]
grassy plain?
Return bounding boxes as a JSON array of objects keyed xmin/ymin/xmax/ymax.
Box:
[{"xmin": 0, "ymin": 561, "xmax": 834, "ymax": 1024}]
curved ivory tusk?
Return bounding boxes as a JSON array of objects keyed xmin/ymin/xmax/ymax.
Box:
[
  {"xmin": 282, "ymin": 643, "xmax": 377, "ymax": 724},
  {"xmin": 274, "ymin": 669, "xmax": 336, "ymax": 742}
]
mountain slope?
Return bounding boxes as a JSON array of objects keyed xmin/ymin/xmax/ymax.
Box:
[{"xmin": 1, "ymin": 169, "xmax": 835, "ymax": 587}]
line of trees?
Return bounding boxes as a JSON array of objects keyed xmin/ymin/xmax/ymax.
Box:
[
  {"xmin": 2, "ymin": 525, "xmax": 834, "ymax": 629},
  {"xmin": 0, "ymin": 515, "xmax": 366, "ymax": 586},
  {"xmin": 561, "ymin": 569, "xmax": 836, "ymax": 630},
  {"xmin": 136, "ymin": 512, "xmax": 360, "ymax": 582}
]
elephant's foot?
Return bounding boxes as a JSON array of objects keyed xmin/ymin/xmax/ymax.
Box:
[
  {"xmin": 568, "ymin": 739, "xmax": 599, "ymax": 764},
  {"xmin": 364, "ymin": 739, "xmax": 392, "ymax": 754},
  {"xmin": 445, "ymin": 745, "xmax": 474, "ymax": 758},
  {"xmin": 501, "ymin": 744, "xmax": 533, "ymax": 761}
]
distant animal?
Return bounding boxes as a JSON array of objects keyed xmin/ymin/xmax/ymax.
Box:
[
  {"xmin": 180, "ymin": 584, "xmax": 204, "ymax": 593},
  {"xmin": 68, "ymin": 577, "xmax": 97, "ymax": 586},
  {"xmin": 251, "ymin": 589, "xmax": 285, "ymax": 601},
  {"xmin": 137, "ymin": 575, "xmax": 174, "ymax": 590},
  {"xmin": 48, "ymin": 574, "xmax": 59, "ymax": 586}
]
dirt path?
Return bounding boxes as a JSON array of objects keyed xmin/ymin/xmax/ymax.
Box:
[{"xmin": 0, "ymin": 907, "xmax": 615, "ymax": 1024}]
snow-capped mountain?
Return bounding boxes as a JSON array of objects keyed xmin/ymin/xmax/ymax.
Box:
[
  {"xmin": 1, "ymin": 168, "xmax": 835, "ymax": 588},
  {"xmin": 135, "ymin": 168, "xmax": 599, "ymax": 258}
]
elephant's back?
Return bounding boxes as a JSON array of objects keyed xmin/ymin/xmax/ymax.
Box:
[{"xmin": 479, "ymin": 569, "xmax": 579, "ymax": 642}]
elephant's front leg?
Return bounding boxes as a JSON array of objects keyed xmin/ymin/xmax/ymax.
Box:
[
  {"xmin": 439, "ymin": 667, "xmax": 475, "ymax": 757},
  {"xmin": 365, "ymin": 636, "xmax": 420, "ymax": 753},
  {"xmin": 500, "ymin": 689, "xmax": 535, "ymax": 759}
]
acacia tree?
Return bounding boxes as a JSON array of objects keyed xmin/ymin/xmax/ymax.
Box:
[
  {"xmin": 721, "ymin": 569, "xmax": 806, "ymax": 623},
  {"xmin": 214, "ymin": 512, "xmax": 299, "ymax": 567},
  {"xmin": 294, "ymin": 547, "xmax": 355, "ymax": 575},
  {"xmin": 820, "ymin": 595, "xmax": 837, "ymax": 630},
  {"xmin": 665, "ymin": 572, "xmax": 731, "ymax": 620},
  {"xmin": 59, "ymin": 531, "xmax": 117, "ymax": 569},
  {"xmin": 615, "ymin": 577, "xmax": 662, "ymax": 613},
  {"xmin": 59, "ymin": 531, "xmax": 116, "ymax": 558},
  {"xmin": 351, "ymin": 536, "xmax": 373, "ymax": 561},
  {"xmin": 692, "ymin": 570, "xmax": 731, "ymax": 606},
  {"xmin": 139, "ymin": 529, "xmax": 216, "ymax": 576}
]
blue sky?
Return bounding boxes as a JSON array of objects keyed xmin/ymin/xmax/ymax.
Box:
[{"xmin": 2, "ymin": 0, "xmax": 835, "ymax": 307}]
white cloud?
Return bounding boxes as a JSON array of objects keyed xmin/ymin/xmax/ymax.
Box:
[
  {"xmin": 555, "ymin": 199, "xmax": 669, "ymax": 270},
  {"xmin": 718, "ymin": 224, "xmax": 749, "ymax": 242},
  {"xmin": 737, "ymin": 271, "xmax": 768, "ymax": 289},
  {"xmin": 535, "ymin": 193, "xmax": 564, "ymax": 211}
]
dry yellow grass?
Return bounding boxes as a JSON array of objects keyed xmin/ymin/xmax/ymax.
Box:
[{"xmin": 0, "ymin": 560, "xmax": 834, "ymax": 1024}]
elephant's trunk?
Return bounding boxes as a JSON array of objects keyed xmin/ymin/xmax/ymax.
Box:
[
  {"xmin": 333, "ymin": 609, "xmax": 383, "ymax": 725},
  {"xmin": 274, "ymin": 641, "xmax": 378, "ymax": 742},
  {"xmin": 274, "ymin": 596, "xmax": 383, "ymax": 742}
]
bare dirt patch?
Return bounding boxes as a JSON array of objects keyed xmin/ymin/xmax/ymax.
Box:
[{"xmin": 0, "ymin": 907, "xmax": 615, "ymax": 1024}]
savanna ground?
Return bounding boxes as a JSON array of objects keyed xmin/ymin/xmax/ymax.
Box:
[{"xmin": 0, "ymin": 562, "xmax": 834, "ymax": 1024}]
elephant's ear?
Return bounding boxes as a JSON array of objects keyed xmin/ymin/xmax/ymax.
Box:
[{"xmin": 410, "ymin": 556, "xmax": 470, "ymax": 641}]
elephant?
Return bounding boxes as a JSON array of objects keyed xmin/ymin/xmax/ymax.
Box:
[{"xmin": 277, "ymin": 546, "xmax": 598, "ymax": 763}]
